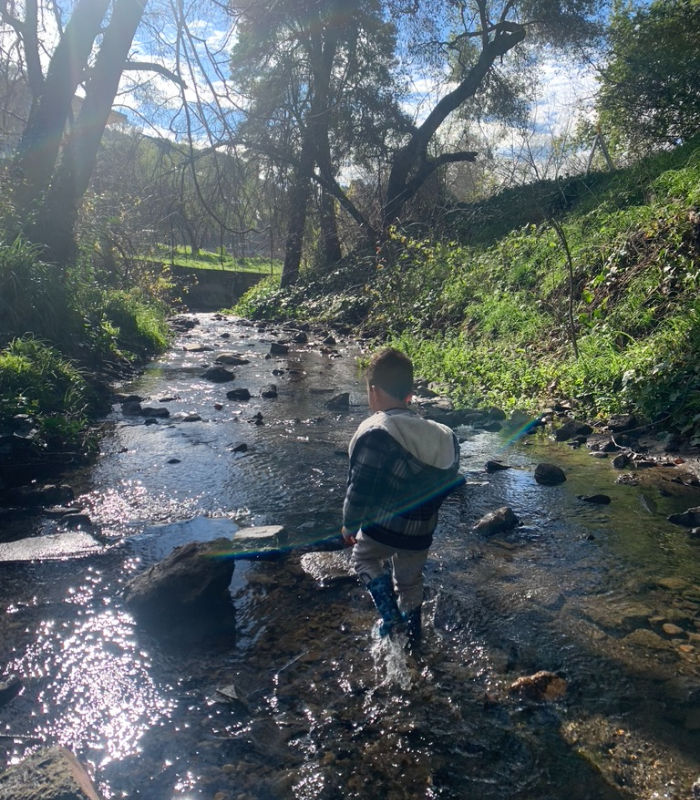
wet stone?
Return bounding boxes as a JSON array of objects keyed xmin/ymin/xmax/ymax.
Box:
[
  {"xmin": 299, "ymin": 550, "xmax": 354, "ymax": 584},
  {"xmin": 485, "ymin": 460, "xmax": 511, "ymax": 472},
  {"xmin": 612, "ymin": 452, "xmax": 629, "ymax": 469},
  {"xmin": 141, "ymin": 406, "xmax": 170, "ymax": 418},
  {"xmin": 661, "ymin": 623, "xmax": 685, "ymax": 637},
  {"xmin": 622, "ymin": 628, "xmax": 677, "ymax": 655},
  {"xmin": 325, "ymin": 392, "xmax": 350, "ymax": 411},
  {"xmin": 215, "ymin": 353, "xmax": 250, "ymax": 366},
  {"xmin": 534, "ymin": 463, "xmax": 566, "ymax": 485},
  {"xmin": 509, "ymin": 670, "xmax": 567, "ymax": 701},
  {"xmin": 227, "ymin": 388, "xmax": 251, "ymax": 401},
  {"xmin": 472, "ymin": 506, "xmax": 519, "ymax": 535},
  {"xmin": 554, "ymin": 420, "xmax": 593, "ymax": 441},
  {"xmin": 578, "ymin": 494, "xmax": 611, "ymax": 504},
  {"xmin": 201, "ymin": 366, "xmax": 235, "ymax": 383},
  {"xmin": 261, "ymin": 384, "xmax": 278, "ymax": 398},
  {"xmin": 656, "ymin": 576, "xmax": 689, "ymax": 591},
  {"xmin": 668, "ymin": 507, "xmax": 700, "ymax": 528}
]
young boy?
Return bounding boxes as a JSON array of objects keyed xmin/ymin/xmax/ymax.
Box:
[{"xmin": 342, "ymin": 348, "xmax": 463, "ymax": 646}]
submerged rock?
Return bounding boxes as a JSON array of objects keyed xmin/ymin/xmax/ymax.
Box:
[
  {"xmin": 534, "ymin": 463, "xmax": 566, "ymax": 485},
  {"xmin": 577, "ymin": 494, "xmax": 611, "ymax": 505},
  {"xmin": 473, "ymin": 506, "xmax": 519, "ymax": 535},
  {"xmin": 2, "ymin": 483, "xmax": 74, "ymax": 508},
  {"xmin": 509, "ymin": 671, "xmax": 567, "ymax": 701},
  {"xmin": 201, "ymin": 366, "xmax": 235, "ymax": 383},
  {"xmin": 0, "ymin": 746, "xmax": 102, "ymax": 800},
  {"xmin": 215, "ymin": 353, "xmax": 250, "ymax": 366}
]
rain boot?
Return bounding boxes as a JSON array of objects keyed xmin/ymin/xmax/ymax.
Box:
[
  {"xmin": 403, "ymin": 604, "xmax": 422, "ymax": 651},
  {"xmin": 366, "ymin": 573, "xmax": 403, "ymax": 637}
]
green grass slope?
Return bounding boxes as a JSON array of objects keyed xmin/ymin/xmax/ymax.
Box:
[{"xmin": 238, "ymin": 136, "xmax": 700, "ymax": 441}]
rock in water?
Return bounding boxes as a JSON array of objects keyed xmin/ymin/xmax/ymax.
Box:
[
  {"xmin": 227, "ymin": 388, "xmax": 251, "ymax": 401},
  {"xmin": 508, "ymin": 671, "xmax": 567, "ymax": 701},
  {"xmin": 325, "ymin": 392, "xmax": 350, "ymax": 411},
  {"xmin": 122, "ymin": 538, "xmax": 235, "ymax": 621},
  {"xmin": 0, "ymin": 747, "xmax": 102, "ymax": 800},
  {"xmin": 485, "ymin": 460, "xmax": 511, "ymax": 472},
  {"xmin": 667, "ymin": 507, "xmax": 700, "ymax": 527},
  {"xmin": 473, "ymin": 506, "xmax": 519, "ymax": 535},
  {"xmin": 577, "ymin": 494, "xmax": 611, "ymax": 505},
  {"xmin": 201, "ymin": 366, "xmax": 235, "ymax": 383},
  {"xmin": 534, "ymin": 463, "xmax": 566, "ymax": 485}
]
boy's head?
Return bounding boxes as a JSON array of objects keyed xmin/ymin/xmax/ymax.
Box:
[{"xmin": 366, "ymin": 348, "xmax": 413, "ymax": 404}]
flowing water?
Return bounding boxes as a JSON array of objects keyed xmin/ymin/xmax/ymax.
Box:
[{"xmin": 0, "ymin": 314, "xmax": 699, "ymax": 800}]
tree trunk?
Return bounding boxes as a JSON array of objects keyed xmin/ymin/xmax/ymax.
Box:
[
  {"xmin": 36, "ymin": 0, "xmax": 148, "ymax": 266},
  {"xmin": 281, "ymin": 131, "xmax": 315, "ymax": 288},
  {"xmin": 318, "ymin": 190, "xmax": 342, "ymax": 267},
  {"xmin": 14, "ymin": 0, "xmax": 110, "ymax": 229}
]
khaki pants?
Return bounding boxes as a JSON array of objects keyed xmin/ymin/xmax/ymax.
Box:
[{"xmin": 351, "ymin": 531, "xmax": 428, "ymax": 612}]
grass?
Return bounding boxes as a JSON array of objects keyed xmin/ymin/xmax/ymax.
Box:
[{"xmin": 153, "ymin": 245, "xmax": 282, "ymax": 275}]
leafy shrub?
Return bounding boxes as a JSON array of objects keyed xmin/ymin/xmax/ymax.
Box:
[
  {"xmin": 0, "ymin": 337, "xmax": 89, "ymax": 417},
  {"xmin": 0, "ymin": 238, "xmax": 70, "ymax": 346},
  {"xmin": 101, "ymin": 289, "xmax": 170, "ymax": 359}
]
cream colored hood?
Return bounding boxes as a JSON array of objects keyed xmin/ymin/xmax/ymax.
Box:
[{"xmin": 349, "ymin": 410, "xmax": 458, "ymax": 470}]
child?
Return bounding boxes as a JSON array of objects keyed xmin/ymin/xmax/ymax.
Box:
[{"xmin": 342, "ymin": 348, "xmax": 464, "ymax": 646}]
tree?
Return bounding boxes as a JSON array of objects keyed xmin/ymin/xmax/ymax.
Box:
[
  {"xmin": 229, "ymin": 0, "xmax": 604, "ymax": 285},
  {"xmin": 230, "ymin": 0, "xmax": 408, "ymax": 286},
  {"xmin": 380, "ymin": 0, "xmax": 604, "ymax": 228},
  {"xmin": 596, "ymin": 0, "xmax": 700, "ymax": 155},
  {"xmin": 0, "ymin": 0, "xmax": 197, "ymax": 266}
]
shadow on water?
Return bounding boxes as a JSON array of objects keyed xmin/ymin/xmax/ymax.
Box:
[{"xmin": 0, "ymin": 314, "xmax": 698, "ymax": 799}]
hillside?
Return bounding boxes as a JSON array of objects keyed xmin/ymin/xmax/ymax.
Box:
[{"xmin": 236, "ymin": 136, "xmax": 700, "ymax": 444}]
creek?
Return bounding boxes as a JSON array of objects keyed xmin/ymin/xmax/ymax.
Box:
[{"xmin": 0, "ymin": 313, "xmax": 699, "ymax": 800}]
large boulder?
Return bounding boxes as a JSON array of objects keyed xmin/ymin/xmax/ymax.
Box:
[
  {"xmin": 0, "ymin": 747, "xmax": 102, "ymax": 800},
  {"xmin": 122, "ymin": 538, "xmax": 236, "ymax": 621}
]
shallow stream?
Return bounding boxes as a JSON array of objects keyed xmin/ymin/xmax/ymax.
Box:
[{"xmin": 1, "ymin": 314, "xmax": 699, "ymax": 800}]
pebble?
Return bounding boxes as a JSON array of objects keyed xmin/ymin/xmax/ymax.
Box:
[{"xmin": 662, "ymin": 623, "xmax": 684, "ymax": 637}]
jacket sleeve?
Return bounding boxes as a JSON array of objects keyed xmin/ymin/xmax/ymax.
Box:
[{"xmin": 342, "ymin": 430, "xmax": 398, "ymax": 534}]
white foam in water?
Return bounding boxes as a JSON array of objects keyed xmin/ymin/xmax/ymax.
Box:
[{"xmin": 370, "ymin": 631, "xmax": 413, "ymax": 691}]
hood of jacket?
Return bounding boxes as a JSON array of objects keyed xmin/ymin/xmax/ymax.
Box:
[{"xmin": 349, "ymin": 409, "xmax": 459, "ymax": 471}]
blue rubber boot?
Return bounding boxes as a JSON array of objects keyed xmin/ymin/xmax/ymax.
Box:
[
  {"xmin": 366, "ymin": 574, "xmax": 403, "ymax": 637},
  {"xmin": 403, "ymin": 605, "xmax": 422, "ymax": 651}
]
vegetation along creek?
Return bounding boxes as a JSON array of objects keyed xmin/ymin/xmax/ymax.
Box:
[{"xmin": 0, "ymin": 314, "xmax": 698, "ymax": 800}]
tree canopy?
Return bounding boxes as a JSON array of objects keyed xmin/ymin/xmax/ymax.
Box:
[{"xmin": 596, "ymin": 0, "xmax": 700, "ymax": 155}]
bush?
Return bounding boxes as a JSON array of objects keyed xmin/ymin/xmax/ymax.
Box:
[{"xmin": 101, "ymin": 289, "xmax": 170, "ymax": 359}]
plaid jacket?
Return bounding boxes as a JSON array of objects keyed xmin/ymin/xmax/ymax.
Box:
[{"xmin": 343, "ymin": 410, "xmax": 463, "ymax": 551}]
